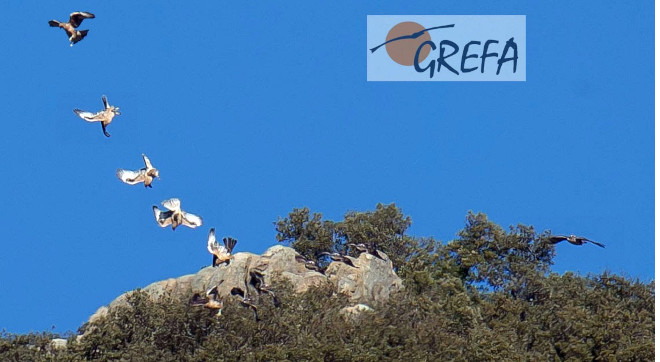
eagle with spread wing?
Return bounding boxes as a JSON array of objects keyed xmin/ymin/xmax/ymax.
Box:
[
  {"xmin": 207, "ymin": 228, "xmax": 237, "ymax": 266},
  {"xmin": 548, "ymin": 234, "xmax": 605, "ymax": 248},
  {"xmin": 48, "ymin": 12, "xmax": 95, "ymax": 46},
  {"xmin": 73, "ymin": 95, "xmax": 120, "ymax": 137},
  {"xmin": 117, "ymin": 154, "xmax": 160, "ymax": 188},
  {"xmin": 190, "ymin": 284, "xmax": 224, "ymax": 316},
  {"xmin": 152, "ymin": 198, "xmax": 203, "ymax": 231}
]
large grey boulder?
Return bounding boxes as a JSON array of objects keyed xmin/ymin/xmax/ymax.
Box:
[
  {"xmin": 87, "ymin": 245, "xmax": 402, "ymax": 324},
  {"xmin": 325, "ymin": 250, "xmax": 403, "ymax": 303}
]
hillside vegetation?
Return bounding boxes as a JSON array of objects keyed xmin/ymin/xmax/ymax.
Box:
[{"xmin": 1, "ymin": 204, "xmax": 654, "ymax": 361}]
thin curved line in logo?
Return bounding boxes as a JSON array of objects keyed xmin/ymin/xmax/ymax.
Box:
[{"xmin": 370, "ymin": 22, "xmax": 454, "ymax": 66}]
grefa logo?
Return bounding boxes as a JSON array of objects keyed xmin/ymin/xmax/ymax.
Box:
[{"xmin": 367, "ymin": 16, "xmax": 526, "ymax": 81}]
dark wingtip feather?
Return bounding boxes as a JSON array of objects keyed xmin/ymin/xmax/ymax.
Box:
[
  {"xmin": 190, "ymin": 294, "xmax": 206, "ymax": 306},
  {"xmin": 223, "ymin": 237, "xmax": 238, "ymax": 253},
  {"xmin": 548, "ymin": 236, "xmax": 566, "ymax": 244}
]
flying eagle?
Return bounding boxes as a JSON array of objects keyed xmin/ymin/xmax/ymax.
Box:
[
  {"xmin": 152, "ymin": 198, "xmax": 203, "ymax": 230},
  {"xmin": 548, "ymin": 234, "xmax": 605, "ymax": 248},
  {"xmin": 73, "ymin": 95, "xmax": 120, "ymax": 137},
  {"xmin": 190, "ymin": 284, "xmax": 223, "ymax": 316},
  {"xmin": 48, "ymin": 12, "xmax": 95, "ymax": 46},
  {"xmin": 248, "ymin": 269, "xmax": 280, "ymax": 307},
  {"xmin": 319, "ymin": 252, "xmax": 358, "ymax": 268},
  {"xmin": 207, "ymin": 228, "xmax": 237, "ymax": 266},
  {"xmin": 347, "ymin": 243, "xmax": 385, "ymax": 261},
  {"xmin": 116, "ymin": 154, "xmax": 160, "ymax": 188},
  {"xmin": 230, "ymin": 287, "xmax": 260, "ymax": 322}
]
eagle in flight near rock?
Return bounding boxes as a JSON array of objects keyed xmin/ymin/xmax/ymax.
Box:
[
  {"xmin": 152, "ymin": 198, "xmax": 203, "ymax": 230},
  {"xmin": 190, "ymin": 284, "xmax": 224, "ymax": 316},
  {"xmin": 48, "ymin": 12, "xmax": 95, "ymax": 46},
  {"xmin": 117, "ymin": 154, "xmax": 160, "ymax": 188},
  {"xmin": 230, "ymin": 287, "xmax": 260, "ymax": 322},
  {"xmin": 207, "ymin": 228, "xmax": 237, "ymax": 266},
  {"xmin": 73, "ymin": 95, "xmax": 120, "ymax": 137}
]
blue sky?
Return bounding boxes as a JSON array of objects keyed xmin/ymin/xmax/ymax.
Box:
[{"xmin": 0, "ymin": 2, "xmax": 653, "ymax": 334}]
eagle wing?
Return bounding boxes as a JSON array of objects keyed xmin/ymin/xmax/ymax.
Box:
[
  {"xmin": 142, "ymin": 154, "xmax": 154, "ymax": 169},
  {"xmin": 548, "ymin": 235, "xmax": 568, "ymax": 244},
  {"xmin": 116, "ymin": 169, "xmax": 145, "ymax": 185},
  {"xmin": 162, "ymin": 198, "xmax": 181, "ymax": 212},
  {"xmin": 182, "ymin": 211, "xmax": 203, "ymax": 228},
  {"xmin": 69, "ymin": 12, "xmax": 95, "ymax": 28},
  {"xmin": 206, "ymin": 285, "xmax": 219, "ymax": 297},
  {"xmin": 153, "ymin": 206, "xmax": 173, "ymax": 227},
  {"xmin": 207, "ymin": 228, "xmax": 228, "ymax": 256},
  {"xmin": 582, "ymin": 238, "xmax": 606, "ymax": 248},
  {"xmin": 190, "ymin": 293, "xmax": 209, "ymax": 306},
  {"xmin": 73, "ymin": 109, "xmax": 101, "ymax": 122}
]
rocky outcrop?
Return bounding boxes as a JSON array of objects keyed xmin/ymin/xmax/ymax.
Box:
[
  {"xmin": 47, "ymin": 338, "xmax": 68, "ymax": 352},
  {"xmin": 87, "ymin": 245, "xmax": 403, "ymax": 324}
]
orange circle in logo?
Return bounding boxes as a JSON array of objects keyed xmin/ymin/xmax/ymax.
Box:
[{"xmin": 385, "ymin": 22, "xmax": 431, "ymax": 66}]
